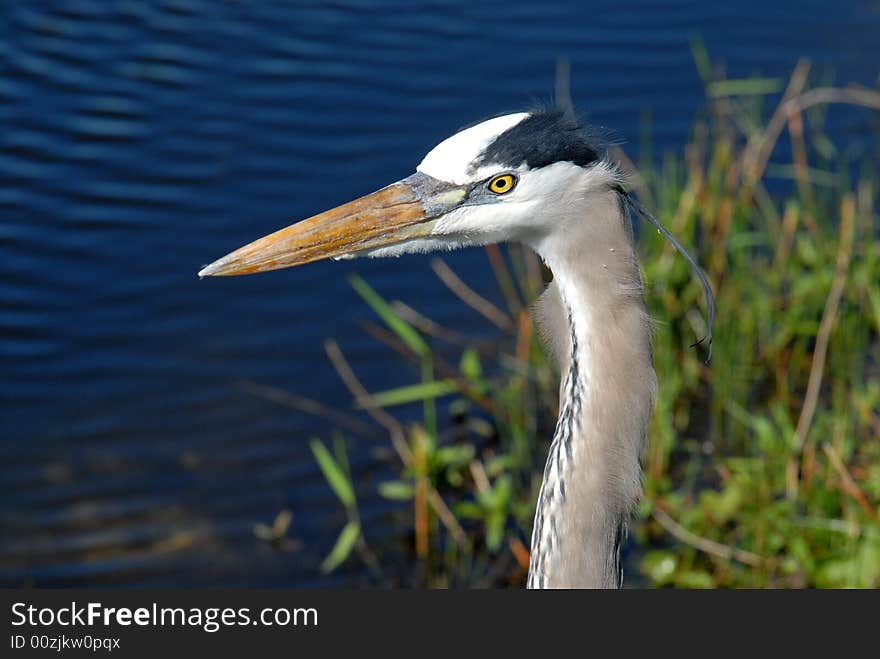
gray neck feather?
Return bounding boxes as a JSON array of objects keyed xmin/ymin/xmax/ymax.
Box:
[{"xmin": 527, "ymin": 187, "xmax": 657, "ymax": 588}]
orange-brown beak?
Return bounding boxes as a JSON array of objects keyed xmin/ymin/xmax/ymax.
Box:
[{"xmin": 198, "ymin": 173, "xmax": 465, "ymax": 277}]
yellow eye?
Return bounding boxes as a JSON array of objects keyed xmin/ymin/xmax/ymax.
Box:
[{"xmin": 488, "ymin": 174, "xmax": 516, "ymax": 195}]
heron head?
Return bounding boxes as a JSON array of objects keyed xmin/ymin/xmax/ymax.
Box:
[{"xmin": 198, "ymin": 110, "xmax": 616, "ymax": 277}]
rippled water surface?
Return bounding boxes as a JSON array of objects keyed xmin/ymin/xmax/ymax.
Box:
[{"xmin": 2, "ymin": 0, "xmax": 878, "ymax": 586}]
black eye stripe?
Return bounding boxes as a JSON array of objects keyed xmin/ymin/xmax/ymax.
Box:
[{"xmin": 476, "ymin": 110, "xmax": 601, "ymax": 170}]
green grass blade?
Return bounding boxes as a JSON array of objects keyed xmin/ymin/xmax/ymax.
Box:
[
  {"xmin": 355, "ymin": 379, "xmax": 459, "ymax": 408},
  {"xmin": 378, "ymin": 481, "xmax": 415, "ymax": 501},
  {"xmin": 348, "ymin": 274, "xmax": 429, "ymax": 357},
  {"xmin": 689, "ymin": 35, "xmax": 712, "ymax": 84},
  {"xmin": 310, "ymin": 438, "xmax": 355, "ymax": 508},
  {"xmin": 320, "ymin": 521, "xmax": 360, "ymax": 573}
]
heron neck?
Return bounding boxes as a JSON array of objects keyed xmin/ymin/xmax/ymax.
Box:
[{"xmin": 527, "ymin": 190, "xmax": 656, "ymax": 588}]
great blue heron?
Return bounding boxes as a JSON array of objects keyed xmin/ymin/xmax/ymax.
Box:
[{"xmin": 199, "ymin": 110, "xmax": 713, "ymax": 588}]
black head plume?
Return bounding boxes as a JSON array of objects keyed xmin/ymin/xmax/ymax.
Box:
[{"xmin": 625, "ymin": 192, "xmax": 716, "ymax": 364}]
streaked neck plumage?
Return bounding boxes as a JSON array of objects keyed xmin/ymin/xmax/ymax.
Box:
[{"xmin": 527, "ymin": 184, "xmax": 657, "ymax": 588}]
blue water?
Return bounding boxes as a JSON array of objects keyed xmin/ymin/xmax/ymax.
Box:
[{"xmin": 1, "ymin": 0, "xmax": 878, "ymax": 586}]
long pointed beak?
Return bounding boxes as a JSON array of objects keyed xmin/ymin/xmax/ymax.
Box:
[{"xmin": 198, "ymin": 173, "xmax": 464, "ymax": 277}]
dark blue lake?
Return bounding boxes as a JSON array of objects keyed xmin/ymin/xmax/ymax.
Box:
[{"xmin": 2, "ymin": 0, "xmax": 878, "ymax": 587}]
